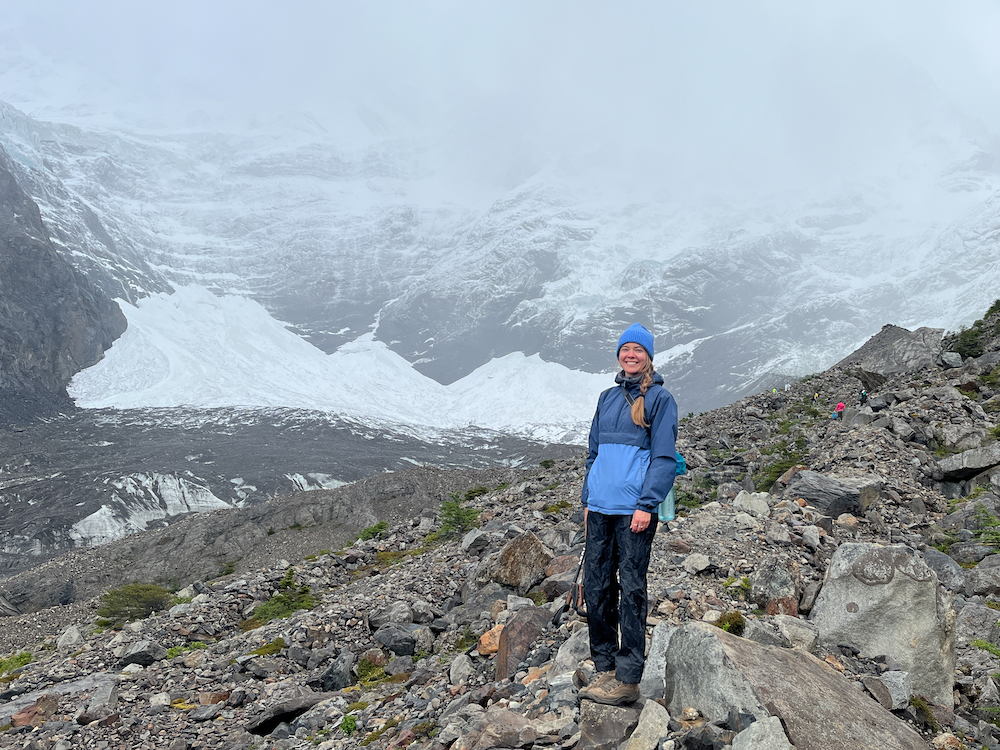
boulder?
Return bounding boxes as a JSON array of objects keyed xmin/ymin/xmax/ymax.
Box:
[
  {"xmin": 954, "ymin": 603, "xmax": 1000, "ymax": 649},
  {"xmin": 313, "ymin": 650, "xmax": 356, "ymax": 691},
  {"xmin": 621, "ymin": 699, "xmax": 671, "ymax": 750},
  {"xmin": 369, "ymin": 600, "xmax": 413, "ymax": 629},
  {"xmin": 938, "ymin": 443, "xmax": 1000, "ymax": 480},
  {"xmin": 487, "ymin": 532, "xmax": 554, "ymax": 595},
  {"xmin": 810, "ymin": 543, "xmax": 956, "ymax": 706},
  {"xmin": 496, "ymin": 606, "xmax": 551, "ymax": 679},
  {"xmin": 578, "ymin": 701, "xmax": 641, "ymax": 750},
  {"xmin": 551, "ymin": 625, "xmax": 590, "ymax": 676},
  {"xmin": 119, "ymin": 640, "xmax": 167, "ymax": 667},
  {"xmin": 749, "ymin": 554, "xmax": 800, "ymax": 616},
  {"xmin": 664, "ymin": 622, "xmax": 926, "ymax": 750},
  {"xmin": 733, "ymin": 491, "xmax": 770, "ymax": 518},
  {"xmin": 783, "ymin": 471, "xmax": 882, "ymax": 517},
  {"xmin": 730, "ymin": 716, "xmax": 794, "ymax": 750},
  {"xmin": 639, "ymin": 622, "xmax": 676, "ymax": 699},
  {"xmin": 922, "ymin": 547, "xmax": 967, "ymax": 591}
]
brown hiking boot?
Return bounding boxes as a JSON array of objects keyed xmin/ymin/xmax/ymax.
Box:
[
  {"xmin": 582, "ymin": 677, "xmax": 640, "ymax": 705},
  {"xmin": 577, "ymin": 670, "xmax": 614, "ymax": 696}
]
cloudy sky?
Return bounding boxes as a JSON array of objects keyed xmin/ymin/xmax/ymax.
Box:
[{"xmin": 2, "ymin": 2, "xmax": 1000, "ymax": 196}]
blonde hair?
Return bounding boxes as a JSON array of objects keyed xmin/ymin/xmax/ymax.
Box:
[{"xmin": 629, "ymin": 359, "xmax": 655, "ymax": 428}]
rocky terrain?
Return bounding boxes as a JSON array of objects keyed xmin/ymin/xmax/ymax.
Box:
[
  {"xmin": 0, "ymin": 407, "xmax": 575, "ymax": 578},
  {"xmin": 3, "ymin": 307, "xmax": 1000, "ymax": 749}
]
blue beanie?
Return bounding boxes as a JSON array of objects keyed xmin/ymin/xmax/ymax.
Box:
[{"xmin": 617, "ymin": 323, "xmax": 654, "ymax": 359}]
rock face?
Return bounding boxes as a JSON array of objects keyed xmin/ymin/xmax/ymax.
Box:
[
  {"xmin": 0, "ymin": 149, "xmax": 125, "ymax": 423},
  {"xmin": 836, "ymin": 324, "xmax": 946, "ymax": 375},
  {"xmin": 664, "ymin": 622, "xmax": 927, "ymax": 750},
  {"xmin": 810, "ymin": 543, "xmax": 956, "ymax": 706}
]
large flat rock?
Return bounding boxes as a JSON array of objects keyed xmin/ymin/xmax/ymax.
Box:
[{"xmin": 664, "ymin": 622, "xmax": 926, "ymax": 750}]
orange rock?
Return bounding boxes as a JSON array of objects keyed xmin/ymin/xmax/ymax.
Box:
[
  {"xmin": 11, "ymin": 694, "xmax": 59, "ymax": 728},
  {"xmin": 478, "ymin": 624, "xmax": 504, "ymax": 655},
  {"xmin": 199, "ymin": 691, "xmax": 230, "ymax": 705},
  {"xmin": 522, "ymin": 665, "xmax": 551, "ymax": 685},
  {"xmin": 823, "ymin": 655, "xmax": 846, "ymax": 673},
  {"xmin": 795, "ymin": 497, "xmax": 807, "ymax": 507}
]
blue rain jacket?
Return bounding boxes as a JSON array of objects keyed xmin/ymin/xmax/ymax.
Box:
[{"xmin": 582, "ymin": 371, "xmax": 679, "ymax": 516}]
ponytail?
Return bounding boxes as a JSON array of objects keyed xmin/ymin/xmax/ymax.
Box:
[{"xmin": 630, "ymin": 361, "xmax": 655, "ymax": 428}]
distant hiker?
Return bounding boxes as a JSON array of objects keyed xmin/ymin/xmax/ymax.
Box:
[
  {"xmin": 772, "ymin": 388, "xmax": 777, "ymax": 394},
  {"xmin": 860, "ymin": 389, "xmax": 868, "ymax": 406},
  {"xmin": 812, "ymin": 392, "xmax": 819, "ymax": 403},
  {"xmin": 835, "ymin": 402, "xmax": 846, "ymax": 419},
  {"xmin": 580, "ymin": 323, "xmax": 678, "ymax": 706},
  {"xmin": 784, "ymin": 383, "xmax": 790, "ymax": 392}
]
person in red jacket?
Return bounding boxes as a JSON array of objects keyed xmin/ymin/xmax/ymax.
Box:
[{"xmin": 835, "ymin": 402, "xmax": 846, "ymax": 419}]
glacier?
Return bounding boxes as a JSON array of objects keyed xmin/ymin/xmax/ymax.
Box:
[{"xmin": 68, "ymin": 285, "xmax": 612, "ymax": 443}]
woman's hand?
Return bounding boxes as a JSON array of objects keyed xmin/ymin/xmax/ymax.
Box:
[{"xmin": 631, "ymin": 509, "xmax": 652, "ymax": 533}]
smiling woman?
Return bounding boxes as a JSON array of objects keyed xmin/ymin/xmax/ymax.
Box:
[{"xmin": 579, "ymin": 322, "xmax": 678, "ymax": 705}]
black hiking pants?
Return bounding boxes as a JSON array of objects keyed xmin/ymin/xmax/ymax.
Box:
[{"xmin": 583, "ymin": 510, "xmax": 657, "ymax": 684}]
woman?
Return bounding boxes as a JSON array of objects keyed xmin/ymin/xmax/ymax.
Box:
[{"xmin": 579, "ymin": 323, "xmax": 678, "ymax": 706}]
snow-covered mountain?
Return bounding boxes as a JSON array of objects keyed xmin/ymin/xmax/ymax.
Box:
[{"xmin": 2, "ymin": 97, "xmax": 997, "ymax": 423}]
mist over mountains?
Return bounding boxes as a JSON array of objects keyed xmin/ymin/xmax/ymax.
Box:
[{"xmin": 1, "ymin": 95, "xmax": 998, "ymax": 420}]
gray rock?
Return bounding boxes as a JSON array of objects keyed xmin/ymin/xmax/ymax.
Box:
[
  {"xmin": 939, "ymin": 442, "xmax": 1000, "ymax": 480},
  {"xmin": 772, "ymin": 614, "xmax": 818, "ymax": 651},
  {"xmin": 683, "ymin": 553, "xmax": 711, "ymax": 575},
  {"xmin": 449, "ymin": 653, "xmax": 475, "ymax": 685},
  {"xmin": 665, "ymin": 622, "xmax": 926, "ymax": 749},
  {"xmin": 487, "ymin": 532, "xmax": 554, "ymax": 595},
  {"xmin": 639, "ymin": 623, "xmax": 676, "ymax": 700},
  {"xmin": 783, "ymin": 471, "xmax": 883, "ymax": 517},
  {"xmin": 56, "ymin": 625, "xmax": 83, "ymax": 650},
  {"xmin": 941, "ymin": 351, "xmax": 964, "ymax": 368},
  {"xmin": 954, "ymin": 604, "xmax": 1000, "ymax": 649},
  {"xmin": 461, "ymin": 528, "xmax": 490, "ymax": 556},
  {"xmin": 373, "ymin": 623, "xmax": 419, "ymax": 655},
  {"xmin": 948, "ymin": 541, "xmax": 995, "ymax": 565},
  {"xmin": 315, "ymin": 650, "xmax": 355, "ymax": 691},
  {"xmin": 879, "ymin": 671, "xmax": 912, "ymax": 710},
  {"xmin": 578, "ymin": 701, "xmax": 641, "ymax": 750},
  {"xmin": 730, "ymin": 716, "xmax": 794, "ymax": 750},
  {"xmin": 750, "ymin": 554, "xmax": 800, "ymax": 616},
  {"xmin": 922, "ymin": 547, "xmax": 967, "ymax": 591},
  {"xmin": 621, "ymin": 699, "xmax": 671, "ymax": 750},
  {"xmin": 552, "ymin": 625, "xmax": 590, "ymax": 676},
  {"xmin": 810, "ymin": 542, "xmax": 956, "ymax": 707},
  {"xmin": 742, "ymin": 619, "xmax": 791, "ymax": 649},
  {"xmin": 733, "ymin": 491, "xmax": 770, "ymax": 518},
  {"xmin": 369, "ymin": 600, "xmax": 413, "ymax": 629},
  {"xmin": 119, "ymin": 640, "xmax": 167, "ymax": 667}
]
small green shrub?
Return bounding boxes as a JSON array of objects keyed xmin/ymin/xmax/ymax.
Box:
[
  {"xmin": 166, "ymin": 642, "xmax": 208, "ymax": 659},
  {"xmin": 428, "ymin": 500, "xmax": 480, "ymax": 541},
  {"xmin": 463, "ymin": 486, "xmax": 489, "ymax": 502},
  {"xmin": 243, "ymin": 570, "xmax": 317, "ymax": 626},
  {"xmin": 0, "ymin": 652, "xmax": 31, "ymax": 677},
  {"xmin": 251, "ymin": 637, "xmax": 287, "ymax": 657},
  {"xmin": 96, "ymin": 584, "xmax": 174, "ymax": 627},
  {"xmin": 973, "ymin": 639, "xmax": 1000, "ymax": 658},
  {"xmin": 539, "ymin": 459, "xmax": 555, "ymax": 469},
  {"xmin": 340, "ymin": 715, "xmax": 357, "ymax": 735},
  {"xmin": 713, "ymin": 610, "xmax": 745, "ymax": 636},
  {"xmin": 542, "ymin": 499, "xmax": 571, "ymax": 513},
  {"xmin": 974, "ymin": 505, "xmax": 1000, "ymax": 550},
  {"xmin": 359, "ymin": 521, "xmax": 388, "ymax": 541},
  {"xmin": 345, "ymin": 701, "xmax": 369, "ymax": 713},
  {"xmin": 908, "ymin": 695, "xmax": 940, "ymax": 732}
]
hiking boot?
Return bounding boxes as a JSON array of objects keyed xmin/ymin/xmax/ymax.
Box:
[
  {"xmin": 577, "ymin": 670, "xmax": 614, "ymax": 696},
  {"xmin": 583, "ymin": 677, "xmax": 640, "ymax": 705}
]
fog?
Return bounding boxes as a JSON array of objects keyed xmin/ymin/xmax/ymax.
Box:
[{"xmin": 3, "ymin": 1, "xmax": 1000, "ymax": 199}]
